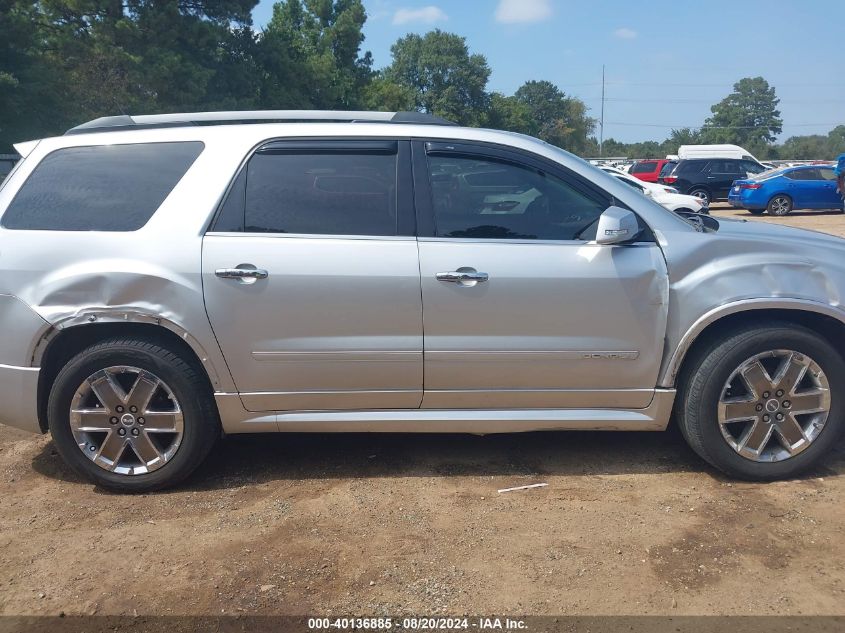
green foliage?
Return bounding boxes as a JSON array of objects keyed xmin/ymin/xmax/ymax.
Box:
[
  {"xmin": 701, "ymin": 76, "xmax": 783, "ymax": 146},
  {"xmin": 384, "ymin": 29, "xmax": 490, "ymax": 126},
  {"xmin": 259, "ymin": 0, "xmax": 372, "ymax": 109},
  {"xmin": 2, "ymin": 11, "xmax": 839, "ymax": 163},
  {"xmin": 484, "ymin": 93, "xmax": 534, "ymax": 134},
  {"xmin": 510, "ymin": 80, "xmax": 596, "ymax": 154},
  {"xmin": 362, "ymin": 75, "xmax": 416, "ymax": 112},
  {"xmin": 0, "ymin": 1, "xmax": 72, "ymax": 150}
]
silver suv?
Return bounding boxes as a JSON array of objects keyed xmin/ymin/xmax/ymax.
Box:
[{"xmin": 1, "ymin": 110, "xmax": 844, "ymax": 491}]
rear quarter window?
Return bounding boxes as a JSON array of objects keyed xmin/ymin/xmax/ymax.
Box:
[{"xmin": 1, "ymin": 142, "xmax": 203, "ymax": 231}]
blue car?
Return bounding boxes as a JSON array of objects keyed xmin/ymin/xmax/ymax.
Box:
[{"xmin": 728, "ymin": 164, "xmax": 843, "ymax": 216}]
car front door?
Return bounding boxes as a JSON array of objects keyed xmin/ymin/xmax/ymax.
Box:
[
  {"xmin": 412, "ymin": 141, "xmax": 668, "ymax": 410},
  {"xmin": 202, "ymin": 139, "xmax": 423, "ymax": 412},
  {"xmin": 816, "ymin": 168, "xmax": 842, "ymax": 208}
]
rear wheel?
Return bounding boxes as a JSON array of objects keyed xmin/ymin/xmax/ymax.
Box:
[
  {"xmin": 767, "ymin": 195, "xmax": 793, "ymax": 216},
  {"xmin": 676, "ymin": 323, "xmax": 845, "ymax": 480},
  {"xmin": 48, "ymin": 338, "xmax": 219, "ymax": 492}
]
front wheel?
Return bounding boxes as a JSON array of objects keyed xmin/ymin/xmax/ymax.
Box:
[
  {"xmin": 48, "ymin": 337, "xmax": 220, "ymax": 492},
  {"xmin": 767, "ymin": 195, "xmax": 793, "ymax": 216},
  {"xmin": 676, "ymin": 323, "xmax": 845, "ymax": 480}
]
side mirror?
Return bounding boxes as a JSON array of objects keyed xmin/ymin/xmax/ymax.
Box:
[{"xmin": 595, "ymin": 206, "xmax": 641, "ymax": 245}]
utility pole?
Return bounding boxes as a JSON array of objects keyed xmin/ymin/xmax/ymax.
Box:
[{"xmin": 599, "ymin": 64, "xmax": 605, "ymax": 157}]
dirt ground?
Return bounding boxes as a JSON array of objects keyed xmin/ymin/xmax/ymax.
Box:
[{"xmin": 2, "ymin": 206, "xmax": 845, "ymax": 619}]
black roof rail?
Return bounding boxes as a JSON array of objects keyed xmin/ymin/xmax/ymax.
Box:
[{"xmin": 65, "ymin": 110, "xmax": 457, "ymax": 135}]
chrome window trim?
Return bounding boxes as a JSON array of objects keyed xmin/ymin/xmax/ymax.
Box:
[{"xmin": 205, "ymin": 232, "xmax": 416, "ymax": 241}]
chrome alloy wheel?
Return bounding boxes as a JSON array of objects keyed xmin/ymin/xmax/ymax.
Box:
[
  {"xmin": 718, "ymin": 350, "xmax": 831, "ymax": 462},
  {"xmin": 769, "ymin": 196, "xmax": 791, "ymax": 215},
  {"xmin": 69, "ymin": 366, "xmax": 184, "ymax": 475}
]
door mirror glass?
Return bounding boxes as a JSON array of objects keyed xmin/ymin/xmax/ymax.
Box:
[{"xmin": 595, "ymin": 206, "xmax": 640, "ymax": 245}]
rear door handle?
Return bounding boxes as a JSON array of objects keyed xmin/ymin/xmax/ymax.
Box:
[
  {"xmin": 436, "ymin": 270, "xmax": 489, "ymax": 284},
  {"xmin": 215, "ymin": 267, "xmax": 269, "ymax": 280}
]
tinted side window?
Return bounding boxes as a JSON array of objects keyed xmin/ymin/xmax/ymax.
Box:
[
  {"xmin": 631, "ymin": 161, "xmax": 656, "ymax": 174},
  {"xmin": 708, "ymin": 160, "xmax": 742, "ymax": 175},
  {"xmin": 2, "ymin": 142, "xmax": 203, "ymax": 231},
  {"xmin": 242, "ymin": 151, "xmax": 398, "ymax": 235},
  {"xmin": 677, "ymin": 160, "xmax": 706, "ymax": 174},
  {"xmin": 819, "ymin": 168, "xmax": 837, "ymax": 181},
  {"xmin": 786, "ymin": 169, "xmax": 813, "ymax": 181},
  {"xmin": 427, "ymin": 154, "xmax": 608, "ymax": 241}
]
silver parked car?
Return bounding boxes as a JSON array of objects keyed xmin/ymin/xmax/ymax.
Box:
[{"xmin": 1, "ymin": 111, "xmax": 843, "ymax": 491}]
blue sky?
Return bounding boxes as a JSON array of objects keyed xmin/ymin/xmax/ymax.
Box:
[{"xmin": 253, "ymin": 0, "xmax": 845, "ymax": 143}]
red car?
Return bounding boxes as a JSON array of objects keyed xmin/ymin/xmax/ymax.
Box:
[{"xmin": 630, "ymin": 159, "xmax": 671, "ymax": 183}]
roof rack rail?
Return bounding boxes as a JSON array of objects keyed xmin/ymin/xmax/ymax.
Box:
[{"xmin": 65, "ymin": 110, "xmax": 457, "ymax": 135}]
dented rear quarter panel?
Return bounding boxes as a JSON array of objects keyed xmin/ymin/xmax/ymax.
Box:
[{"xmin": 0, "ymin": 128, "xmax": 253, "ymax": 393}]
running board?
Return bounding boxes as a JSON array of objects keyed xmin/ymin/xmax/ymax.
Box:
[{"xmin": 216, "ymin": 390, "xmax": 676, "ymax": 434}]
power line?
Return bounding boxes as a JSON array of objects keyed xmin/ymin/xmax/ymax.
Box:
[
  {"xmin": 602, "ymin": 97, "xmax": 845, "ymax": 104},
  {"xmin": 605, "ymin": 121, "xmax": 841, "ymax": 129}
]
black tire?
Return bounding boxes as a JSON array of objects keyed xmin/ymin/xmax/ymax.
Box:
[
  {"xmin": 676, "ymin": 322, "xmax": 845, "ymax": 481},
  {"xmin": 766, "ymin": 194, "xmax": 793, "ymax": 216},
  {"xmin": 688, "ymin": 188, "xmax": 711, "ymax": 205},
  {"xmin": 48, "ymin": 337, "xmax": 219, "ymax": 492},
  {"xmin": 747, "ymin": 208, "xmax": 766, "ymax": 216}
]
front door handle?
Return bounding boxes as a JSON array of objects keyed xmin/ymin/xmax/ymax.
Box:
[
  {"xmin": 215, "ymin": 267, "xmax": 269, "ymax": 280},
  {"xmin": 436, "ymin": 270, "xmax": 489, "ymax": 284}
]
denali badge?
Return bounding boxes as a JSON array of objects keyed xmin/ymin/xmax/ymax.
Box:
[{"xmin": 582, "ymin": 351, "xmax": 640, "ymax": 360}]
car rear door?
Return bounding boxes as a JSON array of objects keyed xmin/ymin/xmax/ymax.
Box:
[
  {"xmin": 202, "ymin": 139, "xmax": 423, "ymax": 412},
  {"xmin": 412, "ymin": 140, "xmax": 668, "ymax": 410},
  {"xmin": 705, "ymin": 160, "xmax": 744, "ymax": 199}
]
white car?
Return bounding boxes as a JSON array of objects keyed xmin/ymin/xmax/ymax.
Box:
[{"xmin": 600, "ymin": 166, "xmax": 709, "ymax": 214}]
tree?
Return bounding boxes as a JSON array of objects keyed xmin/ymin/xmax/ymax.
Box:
[
  {"xmin": 663, "ymin": 127, "xmax": 701, "ymax": 154},
  {"xmin": 0, "ymin": 0, "xmax": 261, "ymax": 150},
  {"xmin": 701, "ymin": 76, "xmax": 782, "ymax": 147},
  {"xmin": 511, "ymin": 80, "xmax": 595, "ymax": 154},
  {"xmin": 0, "ymin": 1, "xmax": 71, "ymax": 152},
  {"xmin": 779, "ymin": 135, "xmax": 829, "ymax": 160},
  {"xmin": 260, "ymin": 0, "xmax": 373, "ymax": 109},
  {"xmin": 828, "ymin": 125, "xmax": 845, "ymax": 156},
  {"xmin": 384, "ymin": 30, "xmax": 490, "ymax": 126},
  {"xmin": 362, "ymin": 75, "xmax": 416, "ymax": 112},
  {"xmin": 484, "ymin": 93, "xmax": 533, "ymax": 134}
]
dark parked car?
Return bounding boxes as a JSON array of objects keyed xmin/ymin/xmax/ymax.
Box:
[{"xmin": 661, "ymin": 158, "xmax": 766, "ymax": 204}]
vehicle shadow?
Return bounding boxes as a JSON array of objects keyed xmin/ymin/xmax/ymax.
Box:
[
  {"xmin": 31, "ymin": 425, "xmax": 845, "ymax": 493},
  {"xmin": 746, "ymin": 209, "xmax": 845, "ymax": 218}
]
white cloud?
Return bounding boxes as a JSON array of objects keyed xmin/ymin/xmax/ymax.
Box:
[
  {"xmin": 614, "ymin": 27, "xmax": 638, "ymax": 39},
  {"xmin": 392, "ymin": 6, "xmax": 448, "ymax": 25},
  {"xmin": 495, "ymin": 0, "xmax": 552, "ymax": 24}
]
